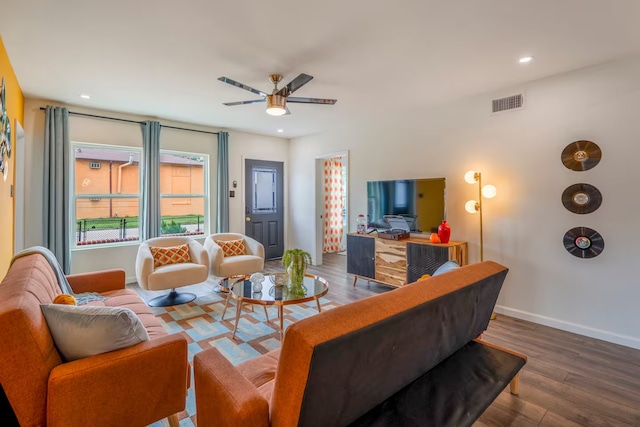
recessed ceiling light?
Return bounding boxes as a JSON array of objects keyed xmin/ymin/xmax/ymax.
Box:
[
  {"xmin": 519, "ymin": 56, "xmax": 534, "ymax": 64},
  {"xmin": 80, "ymin": 94, "xmax": 91, "ymax": 99},
  {"xmin": 277, "ymin": 129, "xmax": 284, "ymax": 133}
]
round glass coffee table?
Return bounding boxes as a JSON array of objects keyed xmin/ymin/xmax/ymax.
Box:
[{"xmin": 225, "ymin": 273, "xmax": 329, "ymax": 339}]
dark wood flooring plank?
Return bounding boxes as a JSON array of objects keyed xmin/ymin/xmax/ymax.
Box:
[
  {"xmin": 475, "ymin": 404, "xmax": 541, "ymax": 427},
  {"xmin": 520, "ymin": 370, "xmax": 640, "ymax": 426},
  {"xmin": 539, "ymin": 410, "xmax": 594, "ymax": 427},
  {"xmin": 563, "ymin": 372, "xmax": 640, "ymax": 412},
  {"xmin": 475, "ymin": 390, "xmax": 547, "ymax": 426}
]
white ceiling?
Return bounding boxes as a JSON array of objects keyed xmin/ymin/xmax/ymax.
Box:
[{"xmin": 2, "ymin": 0, "xmax": 640, "ymax": 138}]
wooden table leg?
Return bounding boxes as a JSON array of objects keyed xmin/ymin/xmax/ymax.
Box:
[
  {"xmin": 316, "ymin": 297, "xmax": 322, "ymax": 313},
  {"xmin": 353, "ymin": 276, "xmax": 358, "ymax": 286},
  {"xmin": 167, "ymin": 413, "xmax": 180, "ymax": 427},
  {"xmin": 232, "ymin": 298, "xmax": 243, "ymax": 339},
  {"xmin": 278, "ymin": 305, "xmax": 284, "ymax": 340},
  {"xmin": 263, "ymin": 306, "xmax": 269, "ymax": 321},
  {"xmin": 510, "ymin": 373, "xmax": 520, "ymax": 395}
]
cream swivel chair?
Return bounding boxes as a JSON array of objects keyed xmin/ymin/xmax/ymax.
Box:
[
  {"xmin": 136, "ymin": 236, "xmax": 209, "ymax": 307},
  {"xmin": 204, "ymin": 233, "xmax": 265, "ymax": 279}
]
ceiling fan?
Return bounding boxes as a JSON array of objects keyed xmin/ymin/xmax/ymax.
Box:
[{"xmin": 218, "ymin": 73, "xmax": 337, "ymax": 116}]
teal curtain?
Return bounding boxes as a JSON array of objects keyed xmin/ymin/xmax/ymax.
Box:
[
  {"xmin": 43, "ymin": 106, "xmax": 71, "ymax": 273},
  {"xmin": 216, "ymin": 131, "xmax": 229, "ymax": 232},
  {"xmin": 141, "ymin": 121, "xmax": 161, "ymax": 239}
]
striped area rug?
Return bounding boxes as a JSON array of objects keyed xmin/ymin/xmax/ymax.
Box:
[{"xmin": 147, "ymin": 290, "xmax": 340, "ymax": 426}]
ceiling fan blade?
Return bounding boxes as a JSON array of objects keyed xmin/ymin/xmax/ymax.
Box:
[
  {"xmin": 286, "ymin": 97, "xmax": 337, "ymax": 105},
  {"xmin": 277, "ymin": 73, "xmax": 313, "ymax": 96},
  {"xmin": 223, "ymin": 99, "xmax": 266, "ymax": 106},
  {"xmin": 218, "ymin": 77, "xmax": 267, "ymax": 97}
]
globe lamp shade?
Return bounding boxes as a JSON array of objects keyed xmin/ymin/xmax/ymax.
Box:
[
  {"xmin": 464, "ymin": 170, "xmax": 478, "ymax": 184},
  {"xmin": 465, "ymin": 200, "xmax": 479, "ymax": 213},
  {"xmin": 482, "ymin": 184, "xmax": 497, "ymax": 199}
]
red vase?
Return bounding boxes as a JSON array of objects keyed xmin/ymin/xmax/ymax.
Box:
[{"xmin": 438, "ymin": 220, "xmax": 451, "ymax": 244}]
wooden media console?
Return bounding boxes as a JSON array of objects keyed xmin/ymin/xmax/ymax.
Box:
[{"xmin": 347, "ymin": 233, "xmax": 468, "ymax": 288}]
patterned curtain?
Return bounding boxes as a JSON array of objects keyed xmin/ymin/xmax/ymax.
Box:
[{"xmin": 323, "ymin": 157, "xmax": 343, "ymax": 253}]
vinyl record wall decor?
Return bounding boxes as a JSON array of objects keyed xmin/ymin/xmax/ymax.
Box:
[
  {"xmin": 0, "ymin": 77, "xmax": 11, "ymax": 182},
  {"xmin": 561, "ymin": 140, "xmax": 603, "ymax": 258},
  {"xmin": 561, "ymin": 140, "xmax": 601, "ymax": 171},
  {"xmin": 561, "ymin": 183, "xmax": 602, "ymax": 214}
]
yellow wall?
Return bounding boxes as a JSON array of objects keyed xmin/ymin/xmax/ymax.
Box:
[{"xmin": 0, "ymin": 36, "xmax": 25, "ymax": 278}]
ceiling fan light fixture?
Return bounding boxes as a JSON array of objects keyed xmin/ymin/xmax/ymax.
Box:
[{"xmin": 266, "ymin": 95, "xmax": 286, "ymax": 116}]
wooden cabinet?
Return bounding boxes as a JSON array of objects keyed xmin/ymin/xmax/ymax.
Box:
[
  {"xmin": 375, "ymin": 238, "xmax": 407, "ymax": 287},
  {"xmin": 346, "ymin": 234, "xmax": 375, "ymax": 280},
  {"xmin": 347, "ymin": 233, "xmax": 467, "ymax": 288}
]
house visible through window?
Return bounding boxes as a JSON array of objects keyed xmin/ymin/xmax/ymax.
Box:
[
  {"xmin": 160, "ymin": 150, "xmax": 208, "ymax": 236},
  {"xmin": 73, "ymin": 144, "xmax": 142, "ymax": 246},
  {"xmin": 72, "ymin": 144, "xmax": 209, "ymax": 246}
]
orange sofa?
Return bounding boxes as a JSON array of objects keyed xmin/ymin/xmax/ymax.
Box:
[
  {"xmin": 0, "ymin": 253, "xmax": 189, "ymax": 427},
  {"xmin": 194, "ymin": 261, "xmax": 527, "ymax": 426}
]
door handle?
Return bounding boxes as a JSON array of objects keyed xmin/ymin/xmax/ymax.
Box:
[{"xmin": 246, "ymin": 217, "xmax": 251, "ymax": 222}]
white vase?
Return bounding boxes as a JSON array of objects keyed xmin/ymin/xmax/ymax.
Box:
[
  {"xmin": 252, "ymin": 281, "xmax": 263, "ymax": 293},
  {"xmin": 250, "ymin": 272, "xmax": 264, "ymax": 293}
]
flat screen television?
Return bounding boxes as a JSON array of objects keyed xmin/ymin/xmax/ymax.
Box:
[{"xmin": 367, "ymin": 178, "xmax": 446, "ymax": 234}]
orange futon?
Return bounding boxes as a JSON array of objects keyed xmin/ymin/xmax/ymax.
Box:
[
  {"xmin": 194, "ymin": 261, "xmax": 527, "ymax": 427},
  {"xmin": 0, "ymin": 253, "xmax": 189, "ymax": 427}
]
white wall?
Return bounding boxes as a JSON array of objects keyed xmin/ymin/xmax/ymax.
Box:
[
  {"xmin": 22, "ymin": 99, "xmax": 288, "ymax": 281},
  {"xmin": 290, "ymin": 55, "xmax": 640, "ymax": 349}
]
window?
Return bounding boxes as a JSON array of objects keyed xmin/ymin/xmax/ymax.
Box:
[
  {"xmin": 252, "ymin": 166, "xmax": 276, "ymax": 214},
  {"xmin": 72, "ymin": 144, "xmax": 141, "ymax": 246},
  {"xmin": 394, "ymin": 181, "xmax": 408, "ymax": 209},
  {"xmin": 160, "ymin": 150, "xmax": 208, "ymax": 236}
]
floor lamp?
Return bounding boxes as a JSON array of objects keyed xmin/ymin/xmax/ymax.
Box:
[{"xmin": 464, "ymin": 170, "xmax": 497, "ymax": 319}]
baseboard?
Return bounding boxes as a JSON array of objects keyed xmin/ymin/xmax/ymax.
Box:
[
  {"xmin": 126, "ymin": 276, "xmax": 137, "ymax": 285},
  {"xmin": 494, "ymin": 305, "xmax": 640, "ymax": 350}
]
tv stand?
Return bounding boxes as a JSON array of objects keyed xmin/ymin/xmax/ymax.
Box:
[{"xmin": 347, "ymin": 233, "xmax": 468, "ymax": 288}]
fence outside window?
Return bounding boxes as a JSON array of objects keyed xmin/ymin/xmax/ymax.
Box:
[{"xmin": 76, "ymin": 215, "xmax": 205, "ymax": 245}]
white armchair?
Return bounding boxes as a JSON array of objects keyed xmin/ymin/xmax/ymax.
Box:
[
  {"xmin": 204, "ymin": 233, "xmax": 265, "ymax": 279},
  {"xmin": 136, "ymin": 236, "xmax": 209, "ymax": 307}
]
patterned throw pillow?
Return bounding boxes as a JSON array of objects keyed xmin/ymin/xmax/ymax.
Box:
[
  {"xmin": 149, "ymin": 244, "xmax": 192, "ymax": 268},
  {"xmin": 214, "ymin": 239, "xmax": 246, "ymax": 257}
]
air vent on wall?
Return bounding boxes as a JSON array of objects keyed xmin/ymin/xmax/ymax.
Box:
[{"xmin": 491, "ymin": 93, "xmax": 524, "ymax": 113}]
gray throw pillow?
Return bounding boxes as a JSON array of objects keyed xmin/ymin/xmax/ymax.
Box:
[
  {"xmin": 432, "ymin": 260, "xmax": 460, "ymax": 276},
  {"xmin": 41, "ymin": 304, "xmax": 149, "ymax": 362}
]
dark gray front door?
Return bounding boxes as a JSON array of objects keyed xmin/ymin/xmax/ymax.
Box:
[{"xmin": 245, "ymin": 159, "xmax": 284, "ymax": 260}]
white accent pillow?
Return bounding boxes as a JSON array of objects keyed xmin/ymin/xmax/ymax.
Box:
[
  {"xmin": 432, "ymin": 260, "xmax": 461, "ymax": 276},
  {"xmin": 41, "ymin": 304, "xmax": 149, "ymax": 362}
]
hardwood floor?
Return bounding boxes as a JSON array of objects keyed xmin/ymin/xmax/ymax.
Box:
[{"xmin": 264, "ymin": 253, "xmax": 640, "ymax": 427}]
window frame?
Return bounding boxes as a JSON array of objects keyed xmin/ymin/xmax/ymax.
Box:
[{"xmin": 70, "ymin": 142, "xmax": 143, "ymax": 249}]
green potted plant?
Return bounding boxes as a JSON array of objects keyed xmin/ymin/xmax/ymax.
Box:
[{"xmin": 282, "ymin": 248, "xmax": 312, "ymax": 288}]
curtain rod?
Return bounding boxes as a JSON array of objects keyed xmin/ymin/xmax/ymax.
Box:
[{"xmin": 39, "ymin": 107, "xmax": 220, "ymax": 136}]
